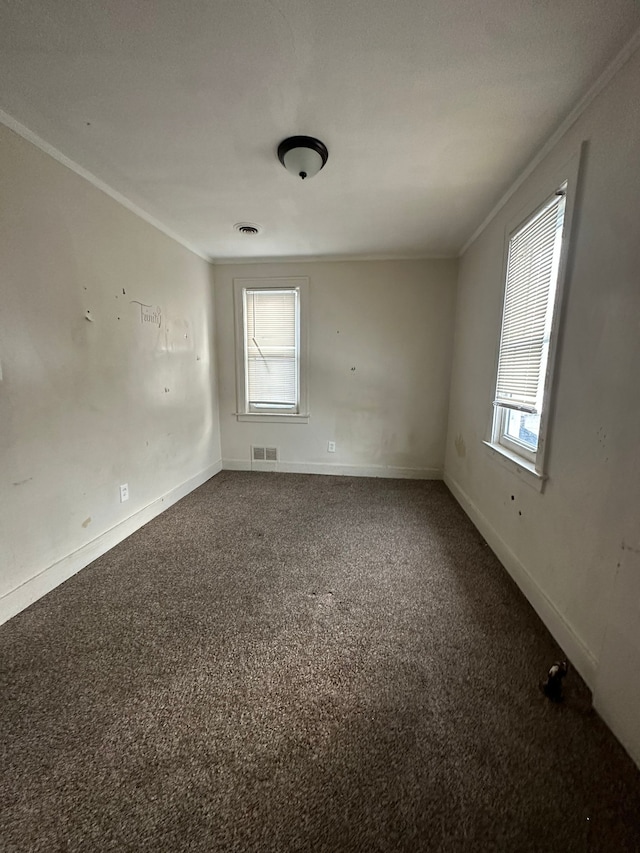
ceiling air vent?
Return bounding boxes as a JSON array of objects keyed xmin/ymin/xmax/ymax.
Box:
[{"xmin": 234, "ymin": 222, "xmax": 261, "ymax": 235}]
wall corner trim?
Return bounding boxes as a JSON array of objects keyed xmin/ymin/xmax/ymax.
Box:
[
  {"xmin": 0, "ymin": 460, "xmax": 223, "ymax": 627},
  {"xmin": 458, "ymin": 24, "xmax": 640, "ymax": 257},
  {"xmin": 443, "ymin": 471, "xmax": 598, "ymax": 687}
]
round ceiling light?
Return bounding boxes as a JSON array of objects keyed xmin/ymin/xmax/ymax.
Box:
[{"xmin": 277, "ymin": 136, "xmax": 329, "ymax": 180}]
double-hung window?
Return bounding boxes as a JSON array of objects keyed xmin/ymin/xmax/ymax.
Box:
[
  {"xmin": 234, "ymin": 278, "xmax": 309, "ymax": 422},
  {"xmin": 489, "ymin": 150, "xmax": 581, "ymax": 482}
]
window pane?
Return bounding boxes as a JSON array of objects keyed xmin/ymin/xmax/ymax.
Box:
[
  {"xmin": 244, "ymin": 288, "xmax": 299, "ymax": 410},
  {"xmin": 494, "ymin": 192, "xmax": 565, "ymax": 412},
  {"xmin": 504, "ymin": 409, "xmax": 540, "ymax": 450},
  {"xmin": 247, "ymin": 356, "xmax": 297, "ymax": 405}
]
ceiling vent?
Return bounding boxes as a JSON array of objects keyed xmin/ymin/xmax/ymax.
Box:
[{"xmin": 234, "ymin": 222, "xmax": 261, "ymax": 235}]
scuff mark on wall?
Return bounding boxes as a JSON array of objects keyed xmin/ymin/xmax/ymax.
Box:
[
  {"xmin": 12, "ymin": 477, "xmax": 33, "ymax": 486},
  {"xmin": 82, "ymin": 517, "xmax": 92, "ymax": 528},
  {"xmin": 164, "ymin": 318, "xmax": 192, "ymax": 353},
  {"xmin": 454, "ymin": 434, "xmax": 466, "ymax": 458}
]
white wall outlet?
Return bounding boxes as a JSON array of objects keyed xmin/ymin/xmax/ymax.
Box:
[
  {"xmin": 327, "ymin": 441, "xmax": 336, "ymax": 453},
  {"xmin": 119, "ymin": 483, "xmax": 129, "ymax": 502}
]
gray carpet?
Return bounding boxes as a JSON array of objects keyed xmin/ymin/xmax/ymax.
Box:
[{"xmin": 1, "ymin": 472, "xmax": 639, "ymax": 852}]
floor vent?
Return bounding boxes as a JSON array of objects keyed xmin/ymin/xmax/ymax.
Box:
[{"xmin": 251, "ymin": 446, "xmax": 278, "ymax": 471}]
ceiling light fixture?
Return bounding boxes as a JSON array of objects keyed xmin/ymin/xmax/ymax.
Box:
[{"xmin": 277, "ymin": 136, "xmax": 328, "ymax": 180}]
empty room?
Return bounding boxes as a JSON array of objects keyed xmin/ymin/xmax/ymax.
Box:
[{"xmin": 1, "ymin": 1, "xmax": 640, "ymax": 850}]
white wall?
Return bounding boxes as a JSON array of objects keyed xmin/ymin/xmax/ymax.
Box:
[
  {"xmin": 0, "ymin": 124, "xmax": 222, "ymax": 623},
  {"xmin": 214, "ymin": 259, "xmax": 457, "ymax": 478},
  {"xmin": 444, "ymin": 47, "xmax": 640, "ymax": 764}
]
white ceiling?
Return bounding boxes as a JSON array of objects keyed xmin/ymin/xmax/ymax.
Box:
[{"xmin": 1, "ymin": 0, "xmax": 639, "ymax": 262}]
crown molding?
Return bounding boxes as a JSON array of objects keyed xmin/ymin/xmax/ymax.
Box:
[
  {"xmin": 459, "ymin": 24, "xmax": 640, "ymax": 257},
  {"xmin": 211, "ymin": 252, "xmax": 457, "ymax": 265},
  {"xmin": 0, "ymin": 109, "xmax": 211, "ymax": 263}
]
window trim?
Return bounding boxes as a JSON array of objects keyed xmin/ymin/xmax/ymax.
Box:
[
  {"xmin": 486, "ymin": 145, "xmax": 584, "ymax": 487},
  {"xmin": 233, "ymin": 277, "xmax": 309, "ymax": 423}
]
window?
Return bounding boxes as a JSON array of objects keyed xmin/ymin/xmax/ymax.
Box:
[
  {"xmin": 488, "ymin": 151, "xmax": 581, "ymax": 483},
  {"xmin": 234, "ymin": 278, "xmax": 309, "ymax": 422}
]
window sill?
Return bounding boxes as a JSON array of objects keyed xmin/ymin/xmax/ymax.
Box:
[
  {"xmin": 483, "ymin": 441, "xmax": 546, "ymax": 492},
  {"xmin": 236, "ymin": 413, "xmax": 310, "ymax": 424}
]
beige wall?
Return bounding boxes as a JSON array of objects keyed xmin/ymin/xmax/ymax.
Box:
[
  {"xmin": 445, "ymin": 48, "xmax": 640, "ymax": 764},
  {"xmin": 214, "ymin": 259, "xmax": 457, "ymax": 477},
  {"xmin": 0, "ymin": 124, "xmax": 221, "ymax": 622}
]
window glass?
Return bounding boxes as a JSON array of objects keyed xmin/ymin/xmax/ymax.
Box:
[
  {"xmin": 244, "ymin": 289, "xmax": 299, "ymax": 412},
  {"xmin": 491, "ymin": 184, "xmax": 568, "ymax": 471},
  {"xmin": 233, "ymin": 277, "xmax": 309, "ymax": 422},
  {"xmin": 504, "ymin": 409, "xmax": 540, "ymax": 451}
]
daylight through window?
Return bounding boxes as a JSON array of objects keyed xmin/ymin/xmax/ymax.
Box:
[
  {"xmin": 243, "ymin": 287, "xmax": 300, "ymax": 413},
  {"xmin": 492, "ymin": 185, "xmax": 567, "ymax": 467}
]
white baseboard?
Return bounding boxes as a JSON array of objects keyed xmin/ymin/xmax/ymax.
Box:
[
  {"xmin": 223, "ymin": 459, "xmax": 442, "ymax": 479},
  {"xmin": 444, "ymin": 472, "xmax": 597, "ymax": 688},
  {"xmin": 0, "ymin": 460, "xmax": 223, "ymax": 626}
]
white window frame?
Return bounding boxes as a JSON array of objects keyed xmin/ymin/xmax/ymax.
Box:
[
  {"xmin": 485, "ymin": 147, "xmax": 583, "ymax": 489},
  {"xmin": 233, "ymin": 277, "xmax": 309, "ymax": 423}
]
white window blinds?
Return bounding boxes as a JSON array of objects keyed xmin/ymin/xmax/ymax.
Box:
[
  {"xmin": 494, "ymin": 189, "xmax": 566, "ymax": 413},
  {"xmin": 244, "ymin": 288, "xmax": 299, "ymax": 411}
]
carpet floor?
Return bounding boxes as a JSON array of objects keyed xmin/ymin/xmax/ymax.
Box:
[{"xmin": 1, "ymin": 472, "xmax": 639, "ymax": 852}]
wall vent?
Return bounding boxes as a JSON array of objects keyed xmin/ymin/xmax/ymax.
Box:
[{"xmin": 251, "ymin": 446, "xmax": 278, "ymax": 471}]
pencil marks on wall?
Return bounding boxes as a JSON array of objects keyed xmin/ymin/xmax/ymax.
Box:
[{"xmin": 130, "ymin": 300, "xmax": 162, "ymax": 328}]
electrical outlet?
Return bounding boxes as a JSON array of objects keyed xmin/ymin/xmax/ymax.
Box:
[
  {"xmin": 327, "ymin": 441, "xmax": 336, "ymax": 453},
  {"xmin": 119, "ymin": 483, "xmax": 129, "ymax": 502}
]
